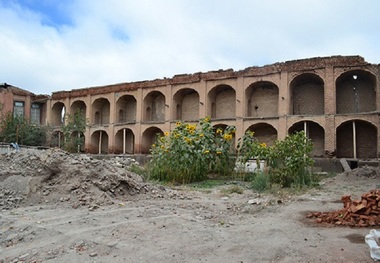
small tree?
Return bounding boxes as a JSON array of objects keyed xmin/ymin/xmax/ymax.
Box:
[
  {"xmin": 0, "ymin": 112, "xmax": 48, "ymax": 146},
  {"xmin": 61, "ymin": 109, "xmax": 87, "ymax": 152}
]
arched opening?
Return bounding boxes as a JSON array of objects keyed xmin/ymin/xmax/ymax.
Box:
[
  {"xmin": 141, "ymin": 127, "xmax": 163, "ymax": 154},
  {"xmin": 336, "ymin": 70, "xmax": 376, "ymax": 114},
  {"xmin": 336, "ymin": 120, "xmax": 377, "ymax": 158},
  {"xmin": 115, "ymin": 128, "xmax": 135, "ymax": 154},
  {"xmin": 116, "ymin": 95, "xmax": 137, "ymax": 123},
  {"xmin": 208, "ymin": 85, "xmax": 236, "ymax": 119},
  {"xmin": 91, "ymin": 98, "xmax": 110, "ymax": 125},
  {"xmin": 246, "ymin": 123, "xmax": 277, "ymax": 146},
  {"xmin": 173, "ymin": 88, "xmax": 199, "ymax": 121},
  {"xmin": 70, "ymin": 100, "xmax": 86, "ymax": 120},
  {"xmin": 50, "ymin": 130, "xmax": 64, "ymax": 148},
  {"xmin": 51, "ymin": 102, "xmax": 65, "ymax": 126},
  {"xmin": 290, "ymin": 73, "xmax": 324, "ymax": 115},
  {"xmin": 246, "ymin": 81, "xmax": 279, "ymax": 117},
  {"xmin": 143, "ymin": 91, "xmax": 165, "ymax": 122},
  {"xmin": 288, "ymin": 121, "xmax": 325, "ymax": 157},
  {"xmin": 90, "ymin": 130, "xmax": 109, "ymax": 154}
]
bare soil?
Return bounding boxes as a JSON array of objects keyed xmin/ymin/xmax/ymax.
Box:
[{"xmin": 0, "ymin": 149, "xmax": 379, "ymax": 262}]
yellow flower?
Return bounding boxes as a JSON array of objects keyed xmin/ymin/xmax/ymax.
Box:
[
  {"xmin": 160, "ymin": 145, "xmax": 165, "ymax": 149},
  {"xmin": 260, "ymin": 143, "xmax": 267, "ymax": 148},
  {"xmin": 204, "ymin": 117, "xmax": 210, "ymax": 122},
  {"xmin": 204, "ymin": 150, "xmax": 210, "ymax": 154},
  {"xmin": 164, "ymin": 132, "xmax": 170, "ymax": 136},
  {"xmin": 216, "ymin": 128, "xmax": 223, "ymax": 134},
  {"xmin": 186, "ymin": 124, "xmax": 196, "ymax": 131},
  {"xmin": 176, "ymin": 121, "xmax": 182, "ymax": 126},
  {"xmin": 199, "ymin": 133, "xmax": 204, "ymax": 137},
  {"xmin": 216, "ymin": 151, "xmax": 222, "ymax": 155},
  {"xmin": 152, "ymin": 144, "xmax": 156, "ymax": 148},
  {"xmin": 223, "ymin": 133, "xmax": 233, "ymax": 141}
]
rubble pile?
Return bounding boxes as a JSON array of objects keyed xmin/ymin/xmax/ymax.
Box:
[
  {"xmin": 0, "ymin": 148, "xmax": 159, "ymax": 210},
  {"xmin": 307, "ymin": 189, "xmax": 380, "ymax": 227}
]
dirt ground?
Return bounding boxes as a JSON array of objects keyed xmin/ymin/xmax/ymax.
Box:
[{"xmin": 0, "ymin": 149, "xmax": 379, "ymax": 262}]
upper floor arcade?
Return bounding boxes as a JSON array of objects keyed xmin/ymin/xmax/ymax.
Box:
[{"xmin": 48, "ymin": 56, "xmax": 379, "ymax": 129}]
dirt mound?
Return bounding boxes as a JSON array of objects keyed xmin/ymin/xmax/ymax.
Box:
[{"xmin": 0, "ymin": 148, "xmax": 161, "ymax": 210}]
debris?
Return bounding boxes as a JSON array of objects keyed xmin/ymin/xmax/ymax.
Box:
[
  {"xmin": 307, "ymin": 189, "xmax": 380, "ymax": 227},
  {"xmin": 0, "ymin": 148, "xmax": 163, "ymax": 210}
]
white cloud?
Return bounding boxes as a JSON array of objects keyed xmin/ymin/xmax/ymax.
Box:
[{"xmin": 0, "ymin": 0, "xmax": 379, "ymax": 94}]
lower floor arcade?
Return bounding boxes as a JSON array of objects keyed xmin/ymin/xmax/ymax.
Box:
[{"xmin": 50, "ymin": 114, "xmax": 379, "ymax": 159}]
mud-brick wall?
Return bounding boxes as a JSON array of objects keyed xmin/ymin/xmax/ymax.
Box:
[
  {"xmin": 249, "ymin": 86, "xmax": 278, "ymax": 117},
  {"xmin": 181, "ymin": 93, "xmax": 199, "ymax": 121},
  {"xmin": 215, "ymin": 89, "xmax": 235, "ymax": 118},
  {"xmin": 292, "ymin": 83, "xmax": 324, "ymax": 115}
]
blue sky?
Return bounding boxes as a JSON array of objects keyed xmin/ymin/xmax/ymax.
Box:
[{"xmin": 1, "ymin": 0, "xmax": 380, "ymax": 94}]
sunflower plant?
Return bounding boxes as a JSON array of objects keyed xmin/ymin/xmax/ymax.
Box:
[{"xmin": 149, "ymin": 117, "xmax": 235, "ymax": 183}]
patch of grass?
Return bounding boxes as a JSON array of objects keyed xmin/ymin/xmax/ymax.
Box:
[
  {"xmin": 128, "ymin": 163, "xmax": 149, "ymax": 179},
  {"xmin": 220, "ymin": 185, "xmax": 244, "ymax": 195},
  {"xmin": 251, "ymin": 172, "xmax": 270, "ymax": 192}
]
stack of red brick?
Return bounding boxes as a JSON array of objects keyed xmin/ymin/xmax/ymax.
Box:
[{"xmin": 307, "ymin": 189, "xmax": 380, "ymax": 227}]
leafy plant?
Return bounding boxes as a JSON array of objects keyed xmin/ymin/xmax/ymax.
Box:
[
  {"xmin": 251, "ymin": 171, "xmax": 270, "ymax": 192},
  {"xmin": 267, "ymin": 131, "xmax": 315, "ymax": 188},
  {"xmin": 61, "ymin": 109, "xmax": 87, "ymax": 152},
  {"xmin": 0, "ymin": 112, "xmax": 48, "ymax": 146},
  {"xmin": 149, "ymin": 117, "xmax": 236, "ymax": 184}
]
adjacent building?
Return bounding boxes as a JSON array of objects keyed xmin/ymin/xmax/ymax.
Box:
[{"xmin": 0, "ymin": 83, "xmax": 48, "ymax": 126}]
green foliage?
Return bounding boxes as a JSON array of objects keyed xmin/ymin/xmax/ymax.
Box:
[
  {"xmin": 237, "ymin": 130, "xmax": 315, "ymax": 189},
  {"xmin": 61, "ymin": 109, "xmax": 87, "ymax": 152},
  {"xmin": 0, "ymin": 113, "xmax": 48, "ymax": 146},
  {"xmin": 236, "ymin": 130, "xmax": 270, "ymax": 164},
  {"xmin": 251, "ymin": 172, "xmax": 270, "ymax": 192},
  {"xmin": 267, "ymin": 131, "xmax": 314, "ymax": 188},
  {"xmin": 149, "ymin": 117, "xmax": 236, "ymax": 184}
]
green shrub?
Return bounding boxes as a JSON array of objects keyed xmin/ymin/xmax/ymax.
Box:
[
  {"xmin": 0, "ymin": 113, "xmax": 49, "ymax": 146},
  {"xmin": 237, "ymin": 130, "xmax": 315, "ymax": 189},
  {"xmin": 251, "ymin": 172, "xmax": 270, "ymax": 192},
  {"xmin": 267, "ymin": 131, "xmax": 314, "ymax": 188},
  {"xmin": 149, "ymin": 117, "xmax": 235, "ymax": 184}
]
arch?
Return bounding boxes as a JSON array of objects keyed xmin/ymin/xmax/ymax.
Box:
[
  {"xmin": 336, "ymin": 70, "xmax": 376, "ymax": 114},
  {"xmin": 51, "ymin": 102, "xmax": 65, "ymax": 126},
  {"xmin": 246, "ymin": 123, "xmax": 277, "ymax": 146},
  {"xmin": 50, "ymin": 130, "xmax": 64, "ymax": 148},
  {"xmin": 92, "ymin": 98, "xmax": 110, "ymax": 125},
  {"xmin": 173, "ymin": 88, "xmax": 199, "ymax": 121},
  {"xmin": 143, "ymin": 91, "xmax": 165, "ymax": 122},
  {"xmin": 245, "ymin": 81, "xmax": 279, "ymax": 117},
  {"xmin": 70, "ymin": 100, "xmax": 86, "ymax": 119},
  {"xmin": 116, "ymin": 95, "xmax": 137, "ymax": 123},
  {"xmin": 90, "ymin": 130, "xmax": 109, "ymax": 154},
  {"xmin": 141, "ymin": 126, "xmax": 164, "ymax": 154},
  {"xmin": 288, "ymin": 121, "xmax": 325, "ymax": 157},
  {"xmin": 336, "ymin": 120, "xmax": 377, "ymax": 158},
  {"xmin": 208, "ymin": 85, "xmax": 236, "ymax": 119},
  {"xmin": 290, "ymin": 73, "xmax": 324, "ymax": 115},
  {"xmin": 115, "ymin": 128, "xmax": 135, "ymax": 154}
]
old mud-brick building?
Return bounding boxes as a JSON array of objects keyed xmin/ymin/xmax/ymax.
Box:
[
  {"xmin": 47, "ymin": 55, "xmax": 380, "ymax": 159},
  {"xmin": 0, "ymin": 83, "xmax": 48, "ymax": 126}
]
